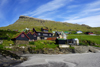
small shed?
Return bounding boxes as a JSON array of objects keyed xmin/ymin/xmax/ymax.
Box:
[
  {"xmin": 76, "ymin": 31, "xmax": 83, "ymax": 34},
  {"xmin": 11, "ymin": 32, "xmax": 30, "ymax": 45}
]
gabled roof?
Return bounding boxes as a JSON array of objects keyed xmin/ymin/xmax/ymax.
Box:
[
  {"xmin": 27, "ymin": 31, "xmax": 33, "ymax": 35},
  {"xmin": 12, "ymin": 32, "xmax": 30, "ymax": 39},
  {"xmin": 32, "ymin": 32, "xmax": 38, "ymax": 36}
]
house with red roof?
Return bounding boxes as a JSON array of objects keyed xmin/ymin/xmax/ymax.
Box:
[
  {"xmin": 11, "ymin": 32, "xmax": 30, "ymax": 45},
  {"xmin": 27, "ymin": 31, "xmax": 37, "ymax": 40}
]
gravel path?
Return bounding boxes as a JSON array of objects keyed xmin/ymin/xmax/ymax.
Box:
[{"xmin": 14, "ymin": 53, "xmax": 100, "ymax": 67}]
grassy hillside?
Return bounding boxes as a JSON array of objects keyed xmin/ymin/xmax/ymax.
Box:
[
  {"xmin": 0, "ymin": 16, "xmax": 100, "ymax": 34},
  {"xmin": 67, "ymin": 34, "xmax": 100, "ymax": 45}
]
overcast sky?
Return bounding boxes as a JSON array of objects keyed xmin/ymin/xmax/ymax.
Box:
[{"xmin": 0, "ymin": 0, "xmax": 100, "ymax": 27}]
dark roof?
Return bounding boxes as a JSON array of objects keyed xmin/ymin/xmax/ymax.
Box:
[
  {"xmin": 12, "ymin": 32, "xmax": 30, "ymax": 39},
  {"xmin": 32, "ymin": 32, "xmax": 38, "ymax": 35},
  {"xmin": 27, "ymin": 31, "xmax": 33, "ymax": 35}
]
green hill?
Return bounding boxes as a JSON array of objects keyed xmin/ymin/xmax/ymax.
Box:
[{"xmin": 0, "ymin": 15, "xmax": 100, "ymax": 34}]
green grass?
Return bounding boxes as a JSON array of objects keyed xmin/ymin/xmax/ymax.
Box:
[
  {"xmin": 0, "ymin": 44, "xmax": 4, "ymax": 49},
  {"xmin": 29, "ymin": 40, "xmax": 58, "ymax": 50},
  {"xmin": 2, "ymin": 40, "xmax": 14, "ymax": 46},
  {"xmin": 0, "ymin": 30, "xmax": 18, "ymax": 39},
  {"xmin": 67, "ymin": 34, "xmax": 100, "ymax": 45}
]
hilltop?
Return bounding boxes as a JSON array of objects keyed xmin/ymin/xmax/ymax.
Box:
[{"xmin": 0, "ymin": 15, "xmax": 100, "ymax": 33}]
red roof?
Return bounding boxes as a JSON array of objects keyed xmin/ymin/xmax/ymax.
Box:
[
  {"xmin": 27, "ymin": 31, "xmax": 33, "ymax": 35},
  {"xmin": 32, "ymin": 32, "xmax": 38, "ymax": 36},
  {"xmin": 15, "ymin": 32, "xmax": 30, "ymax": 39},
  {"xmin": 43, "ymin": 29, "xmax": 49, "ymax": 30},
  {"xmin": 46, "ymin": 37, "xmax": 57, "ymax": 40}
]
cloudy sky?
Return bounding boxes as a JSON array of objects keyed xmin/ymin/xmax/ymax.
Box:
[{"xmin": 0, "ymin": 0, "xmax": 100, "ymax": 27}]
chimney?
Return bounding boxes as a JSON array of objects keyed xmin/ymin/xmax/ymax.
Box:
[{"xmin": 33, "ymin": 28, "xmax": 36, "ymax": 32}]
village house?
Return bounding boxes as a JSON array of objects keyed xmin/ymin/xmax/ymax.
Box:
[
  {"xmin": 27, "ymin": 31, "xmax": 37, "ymax": 41},
  {"xmin": 76, "ymin": 31, "xmax": 83, "ymax": 34},
  {"xmin": 35, "ymin": 31, "xmax": 53, "ymax": 40},
  {"xmin": 33, "ymin": 28, "xmax": 53, "ymax": 40},
  {"xmin": 11, "ymin": 32, "xmax": 30, "ymax": 45},
  {"xmin": 54, "ymin": 31, "xmax": 67, "ymax": 39}
]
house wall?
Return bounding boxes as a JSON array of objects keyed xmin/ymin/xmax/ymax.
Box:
[
  {"xmin": 33, "ymin": 34, "xmax": 37, "ymax": 40},
  {"xmin": 27, "ymin": 34, "xmax": 33, "ymax": 40},
  {"xmin": 36, "ymin": 32, "xmax": 53, "ymax": 37},
  {"xmin": 14, "ymin": 40, "xmax": 29, "ymax": 45}
]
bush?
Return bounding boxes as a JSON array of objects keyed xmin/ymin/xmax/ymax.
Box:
[
  {"xmin": 29, "ymin": 42, "xmax": 34, "ymax": 45},
  {"xmin": 0, "ymin": 44, "xmax": 4, "ymax": 49},
  {"xmin": 2, "ymin": 40, "xmax": 14, "ymax": 46}
]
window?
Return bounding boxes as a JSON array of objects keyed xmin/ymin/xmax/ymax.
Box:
[
  {"xmin": 38, "ymin": 33, "xmax": 41, "ymax": 35},
  {"xmin": 21, "ymin": 34, "xmax": 25, "ymax": 37},
  {"xmin": 43, "ymin": 34, "xmax": 48, "ymax": 36},
  {"xmin": 49, "ymin": 34, "xmax": 51, "ymax": 36},
  {"xmin": 34, "ymin": 35, "xmax": 36, "ymax": 37}
]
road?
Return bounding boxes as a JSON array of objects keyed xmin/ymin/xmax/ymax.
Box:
[{"xmin": 14, "ymin": 53, "xmax": 100, "ymax": 67}]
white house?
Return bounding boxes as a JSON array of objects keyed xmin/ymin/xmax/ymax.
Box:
[{"xmin": 76, "ymin": 31, "xmax": 82, "ymax": 34}]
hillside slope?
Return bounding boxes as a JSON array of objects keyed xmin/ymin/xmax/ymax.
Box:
[{"xmin": 0, "ymin": 16, "xmax": 100, "ymax": 33}]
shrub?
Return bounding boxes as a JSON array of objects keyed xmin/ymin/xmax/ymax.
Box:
[
  {"xmin": 2, "ymin": 40, "xmax": 14, "ymax": 46},
  {"xmin": 0, "ymin": 44, "xmax": 4, "ymax": 49}
]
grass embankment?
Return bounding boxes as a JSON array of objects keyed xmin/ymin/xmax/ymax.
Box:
[
  {"xmin": 0, "ymin": 40, "xmax": 58, "ymax": 51},
  {"xmin": 29, "ymin": 40, "xmax": 58, "ymax": 50},
  {"xmin": 67, "ymin": 34, "xmax": 100, "ymax": 46}
]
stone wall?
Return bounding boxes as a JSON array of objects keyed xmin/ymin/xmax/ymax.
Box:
[
  {"xmin": 15, "ymin": 40, "xmax": 29, "ymax": 45},
  {"xmin": 0, "ymin": 40, "xmax": 3, "ymax": 44}
]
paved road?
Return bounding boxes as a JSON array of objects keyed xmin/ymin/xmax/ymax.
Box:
[{"xmin": 15, "ymin": 53, "xmax": 100, "ymax": 67}]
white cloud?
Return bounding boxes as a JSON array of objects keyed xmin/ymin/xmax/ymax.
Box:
[
  {"xmin": 64, "ymin": 15, "xmax": 100, "ymax": 27},
  {"xmin": 86, "ymin": 0, "xmax": 100, "ymax": 9},
  {"xmin": 67, "ymin": 5, "xmax": 79, "ymax": 9},
  {"xmin": 84, "ymin": 8, "xmax": 100, "ymax": 13},
  {"xmin": 62, "ymin": 0, "xmax": 100, "ymax": 27},
  {"xmin": 24, "ymin": 0, "xmax": 72, "ymax": 16}
]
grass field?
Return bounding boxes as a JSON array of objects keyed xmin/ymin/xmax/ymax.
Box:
[{"xmin": 67, "ymin": 34, "xmax": 100, "ymax": 45}]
